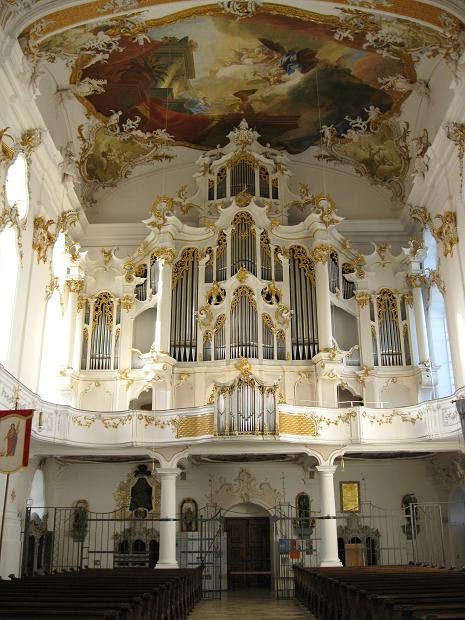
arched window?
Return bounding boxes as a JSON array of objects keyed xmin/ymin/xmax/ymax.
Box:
[
  {"xmin": 0, "ymin": 154, "xmax": 29, "ymax": 366},
  {"xmin": 39, "ymin": 233, "xmax": 67, "ymax": 399},
  {"xmin": 0, "ymin": 227, "xmax": 19, "ymax": 365},
  {"xmin": 5, "ymin": 153, "xmax": 29, "ymax": 219},
  {"xmin": 424, "ymin": 229, "xmax": 454, "ymax": 395},
  {"xmin": 39, "ymin": 289, "xmax": 64, "ymax": 399}
]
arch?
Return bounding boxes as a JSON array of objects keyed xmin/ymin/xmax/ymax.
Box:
[
  {"xmin": 132, "ymin": 307, "xmax": 156, "ymax": 354},
  {"xmin": 129, "ymin": 387, "xmax": 153, "ymax": 410},
  {"xmin": 223, "ymin": 500, "xmax": 271, "ymax": 517}
]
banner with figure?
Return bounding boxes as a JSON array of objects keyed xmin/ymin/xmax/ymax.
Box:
[{"xmin": 0, "ymin": 410, "xmax": 33, "ymax": 473}]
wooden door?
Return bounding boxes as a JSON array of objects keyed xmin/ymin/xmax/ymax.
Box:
[{"xmin": 225, "ymin": 517, "xmax": 271, "ymax": 588}]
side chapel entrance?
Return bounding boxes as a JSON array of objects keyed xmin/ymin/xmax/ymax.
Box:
[{"xmin": 224, "ymin": 517, "xmax": 271, "ymax": 589}]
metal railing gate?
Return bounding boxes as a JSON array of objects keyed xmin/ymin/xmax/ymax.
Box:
[
  {"xmin": 273, "ymin": 503, "xmax": 319, "ymax": 599},
  {"xmin": 178, "ymin": 504, "xmax": 224, "ymax": 600},
  {"xmin": 22, "ymin": 505, "xmax": 225, "ymax": 599}
]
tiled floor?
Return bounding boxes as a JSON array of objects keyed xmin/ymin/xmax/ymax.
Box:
[{"xmin": 188, "ymin": 589, "xmax": 316, "ymax": 619}]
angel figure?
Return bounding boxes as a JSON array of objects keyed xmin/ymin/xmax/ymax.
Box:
[{"xmin": 258, "ymin": 38, "xmax": 318, "ymax": 75}]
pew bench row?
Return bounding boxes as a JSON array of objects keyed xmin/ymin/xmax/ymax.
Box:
[
  {"xmin": 294, "ymin": 565, "xmax": 465, "ymax": 620},
  {"xmin": 0, "ymin": 566, "xmax": 203, "ymax": 620}
]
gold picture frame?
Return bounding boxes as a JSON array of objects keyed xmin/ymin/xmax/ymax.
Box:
[{"xmin": 340, "ymin": 481, "xmax": 360, "ymax": 512}]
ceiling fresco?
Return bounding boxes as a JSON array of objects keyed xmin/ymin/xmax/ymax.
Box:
[
  {"xmin": 16, "ymin": 2, "xmax": 465, "ymax": 212},
  {"xmin": 33, "ymin": 9, "xmax": 412, "ymax": 155}
]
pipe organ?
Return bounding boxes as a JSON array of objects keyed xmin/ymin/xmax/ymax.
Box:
[{"xmin": 71, "ymin": 120, "xmax": 433, "ymax": 410}]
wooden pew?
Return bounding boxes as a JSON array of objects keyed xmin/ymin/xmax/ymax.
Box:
[
  {"xmin": 0, "ymin": 566, "xmax": 203, "ymax": 620},
  {"xmin": 294, "ymin": 565, "xmax": 465, "ymax": 620}
]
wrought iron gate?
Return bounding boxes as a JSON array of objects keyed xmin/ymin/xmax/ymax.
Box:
[
  {"xmin": 273, "ymin": 503, "xmax": 319, "ymax": 599},
  {"xmin": 273, "ymin": 501, "xmax": 447, "ymax": 600},
  {"xmin": 22, "ymin": 506, "xmax": 163, "ymax": 574},
  {"xmin": 22, "ymin": 504, "xmax": 225, "ymax": 600},
  {"xmin": 178, "ymin": 504, "xmax": 224, "ymax": 600},
  {"xmin": 336, "ymin": 502, "xmax": 446, "ymax": 568}
]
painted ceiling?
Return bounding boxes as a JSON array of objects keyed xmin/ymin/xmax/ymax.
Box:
[{"xmin": 10, "ymin": 0, "xmax": 465, "ymax": 221}]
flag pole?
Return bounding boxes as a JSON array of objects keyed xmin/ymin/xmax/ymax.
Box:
[{"xmin": 0, "ymin": 386, "xmax": 20, "ymax": 564}]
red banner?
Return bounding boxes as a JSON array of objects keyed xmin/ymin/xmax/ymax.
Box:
[{"xmin": 0, "ymin": 410, "xmax": 33, "ymax": 474}]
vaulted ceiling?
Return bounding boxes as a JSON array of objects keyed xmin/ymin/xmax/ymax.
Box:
[{"xmin": 4, "ymin": 0, "xmax": 465, "ymax": 225}]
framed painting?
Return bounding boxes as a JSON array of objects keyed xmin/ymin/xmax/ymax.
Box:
[{"xmin": 340, "ymin": 481, "xmax": 361, "ymax": 513}]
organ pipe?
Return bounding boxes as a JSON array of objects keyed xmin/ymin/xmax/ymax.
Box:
[
  {"xmin": 231, "ymin": 212, "xmax": 257, "ymax": 276},
  {"xmin": 170, "ymin": 249, "xmax": 199, "ymax": 362},
  {"xmin": 89, "ymin": 292, "xmax": 114, "ymax": 370},
  {"xmin": 289, "ymin": 247, "xmax": 318, "ymax": 360}
]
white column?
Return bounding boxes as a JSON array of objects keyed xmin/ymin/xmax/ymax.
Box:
[
  {"xmin": 154, "ymin": 253, "xmax": 174, "ymax": 355},
  {"xmin": 156, "ymin": 467, "xmax": 180, "ymax": 569},
  {"xmin": 64, "ymin": 279, "xmax": 83, "ymax": 368},
  {"xmin": 356, "ymin": 292, "xmax": 374, "ymax": 367},
  {"xmin": 412, "ymin": 285, "xmax": 430, "ymax": 363},
  {"xmin": 316, "ymin": 465, "xmax": 342, "ymax": 567},
  {"xmin": 312, "ymin": 246, "xmax": 332, "ymax": 350},
  {"xmin": 119, "ymin": 314, "xmax": 134, "ymax": 370}
]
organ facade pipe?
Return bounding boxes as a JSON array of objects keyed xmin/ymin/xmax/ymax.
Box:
[{"xmin": 312, "ymin": 245, "xmax": 333, "ymax": 351}]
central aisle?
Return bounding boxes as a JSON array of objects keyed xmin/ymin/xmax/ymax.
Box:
[{"xmin": 188, "ymin": 589, "xmax": 315, "ymax": 619}]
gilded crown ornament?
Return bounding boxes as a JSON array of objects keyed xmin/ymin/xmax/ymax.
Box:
[
  {"xmin": 236, "ymin": 265, "xmax": 249, "ymax": 282},
  {"xmin": 235, "ymin": 186, "xmax": 253, "ymax": 208},
  {"xmin": 235, "ymin": 357, "xmax": 252, "ymax": 378}
]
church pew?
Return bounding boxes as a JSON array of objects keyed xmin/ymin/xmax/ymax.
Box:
[
  {"xmin": 294, "ymin": 565, "xmax": 465, "ymax": 620},
  {"xmin": 0, "ymin": 567, "xmax": 202, "ymax": 620}
]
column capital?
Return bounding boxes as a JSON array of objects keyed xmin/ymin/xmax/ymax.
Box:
[
  {"xmin": 156, "ymin": 467, "xmax": 181, "ymax": 478},
  {"xmin": 65, "ymin": 278, "xmax": 85, "ymax": 294},
  {"xmin": 153, "ymin": 247, "xmax": 176, "ymax": 265},
  {"xmin": 355, "ymin": 291, "xmax": 371, "ymax": 308},
  {"xmin": 316, "ymin": 464, "xmax": 338, "ymax": 475},
  {"xmin": 310, "ymin": 244, "xmax": 331, "ymax": 264}
]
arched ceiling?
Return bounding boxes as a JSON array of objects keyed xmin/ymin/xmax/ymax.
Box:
[{"xmin": 5, "ymin": 0, "xmax": 465, "ymax": 224}]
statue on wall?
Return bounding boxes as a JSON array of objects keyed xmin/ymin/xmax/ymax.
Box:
[
  {"xmin": 294, "ymin": 492, "xmax": 315, "ymax": 533},
  {"xmin": 70, "ymin": 499, "xmax": 89, "ymax": 542},
  {"xmin": 180, "ymin": 498, "xmax": 198, "ymax": 532},
  {"xmin": 401, "ymin": 493, "xmax": 420, "ymax": 540},
  {"xmin": 129, "ymin": 465, "xmax": 153, "ymax": 516}
]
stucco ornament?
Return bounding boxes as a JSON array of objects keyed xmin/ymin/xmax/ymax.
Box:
[{"xmin": 210, "ymin": 468, "xmax": 282, "ymax": 507}]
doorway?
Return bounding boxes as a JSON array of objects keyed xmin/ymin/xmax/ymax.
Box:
[{"xmin": 224, "ymin": 517, "xmax": 271, "ymax": 589}]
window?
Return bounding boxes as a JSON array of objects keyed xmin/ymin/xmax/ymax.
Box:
[
  {"xmin": 0, "ymin": 227, "xmax": 19, "ymax": 365},
  {"xmin": 5, "ymin": 153, "xmax": 29, "ymax": 219}
]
